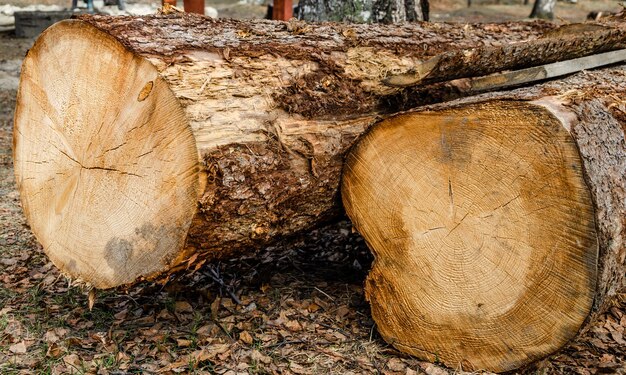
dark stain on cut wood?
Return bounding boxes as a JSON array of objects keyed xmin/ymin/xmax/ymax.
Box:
[
  {"xmin": 104, "ymin": 224, "xmax": 184, "ymax": 280},
  {"xmin": 104, "ymin": 237, "xmax": 134, "ymax": 271}
]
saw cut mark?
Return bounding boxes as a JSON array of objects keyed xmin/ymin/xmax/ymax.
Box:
[{"xmin": 342, "ymin": 100, "xmax": 597, "ymax": 372}]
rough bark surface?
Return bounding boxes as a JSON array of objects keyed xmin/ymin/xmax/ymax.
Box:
[{"xmin": 384, "ymin": 23, "xmax": 626, "ymax": 86}]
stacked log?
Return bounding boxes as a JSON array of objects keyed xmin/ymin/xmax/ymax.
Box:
[{"xmin": 12, "ymin": 13, "xmax": 626, "ymax": 371}]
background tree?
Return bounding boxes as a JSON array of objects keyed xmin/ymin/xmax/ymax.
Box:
[
  {"xmin": 529, "ymin": 0, "xmax": 556, "ymax": 19},
  {"xmin": 296, "ymin": 0, "xmax": 429, "ymax": 23}
]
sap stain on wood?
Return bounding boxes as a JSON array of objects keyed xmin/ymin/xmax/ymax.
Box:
[
  {"xmin": 137, "ymin": 81, "xmax": 154, "ymax": 101},
  {"xmin": 104, "ymin": 223, "xmax": 183, "ymax": 279}
]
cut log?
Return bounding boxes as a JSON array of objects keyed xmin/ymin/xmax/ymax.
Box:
[
  {"xmin": 13, "ymin": 14, "xmax": 562, "ymax": 289},
  {"xmin": 12, "ymin": 13, "xmax": 626, "ymax": 372},
  {"xmin": 383, "ymin": 24, "xmax": 626, "ymax": 87},
  {"xmin": 342, "ymin": 69, "xmax": 626, "ymax": 371}
]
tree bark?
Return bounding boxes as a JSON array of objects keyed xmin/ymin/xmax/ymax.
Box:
[
  {"xmin": 530, "ymin": 0, "xmax": 557, "ymax": 19},
  {"xmin": 342, "ymin": 67, "xmax": 626, "ymax": 372}
]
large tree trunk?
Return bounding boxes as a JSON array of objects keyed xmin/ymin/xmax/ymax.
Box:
[
  {"xmin": 530, "ymin": 0, "xmax": 557, "ymax": 19},
  {"xmin": 14, "ymin": 14, "xmax": 563, "ymax": 289},
  {"xmin": 342, "ymin": 69, "xmax": 626, "ymax": 372}
]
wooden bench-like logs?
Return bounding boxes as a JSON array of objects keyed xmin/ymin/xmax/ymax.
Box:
[
  {"xmin": 14, "ymin": 14, "xmax": 563, "ymax": 288},
  {"xmin": 12, "ymin": 13, "xmax": 626, "ymax": 372}
]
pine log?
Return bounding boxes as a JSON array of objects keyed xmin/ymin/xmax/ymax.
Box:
[
  {"xmin": 13, "ymin": 14, "xmax": 562, "ymax": 289},
  {"xmin": 383, "ymin": 23, "xmax": 626, "ymax": 87},
  {"xmin": 342, "ymin": 68, "xmax": 626, "ymax": 372}
]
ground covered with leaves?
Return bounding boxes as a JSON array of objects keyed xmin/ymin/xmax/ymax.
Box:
[{"xmin": 1, "ymin": 21, "xmax": 625, "ymax": 374}]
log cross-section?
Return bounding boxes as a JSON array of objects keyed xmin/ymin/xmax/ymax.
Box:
[
  {"xmin": 341, "ymin": 66, "xmax": 626, "ymax": 371},
  {"xmin": 342, "ymin": 100, "xmax": 599, "ymax": 371},
  {"xmin": 14, "ymin": 23, "xmax": 200, "ymax": 286}
]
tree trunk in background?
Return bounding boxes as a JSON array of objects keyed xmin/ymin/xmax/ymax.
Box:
[
  {"xmin": 530, "ymin": 0, "xmax": 556, "ymax": 19},
  {"xmin": 296, "ymin": 0, "xmax": 429, "ymax": 22},
  {"xmin": 372, "ymin": 0, "xmax": 429, "ymax": 22}
]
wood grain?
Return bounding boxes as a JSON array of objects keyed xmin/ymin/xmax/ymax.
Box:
[
  {"xmin": 13, "ymin": 21, "xmax": 200, "ymax": 287},
  {"xmin": 342, "ymin": 101, "xmax": 598, "ymax": 372}
]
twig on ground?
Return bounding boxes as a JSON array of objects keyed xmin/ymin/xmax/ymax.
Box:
[
  {"xmin": 313, "ymin": 287, "xmax": 335, "ymax": 301},
  {"xmin": 204, "ymin": 265, "xmax": 242, "ymax": 305},
  {"xmin": 265, "ymin": 339, "xmax": 307, "ymax": 349}
]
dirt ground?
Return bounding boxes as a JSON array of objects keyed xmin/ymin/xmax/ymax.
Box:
[{"xmin": 1, "ymin": 2, "xmax": 626, "ymax": 374}]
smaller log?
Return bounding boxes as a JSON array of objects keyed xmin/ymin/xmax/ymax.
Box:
[
  {"xmin": 467, "ymin": 49, "xmax": 626, "ymax": 93},
  {"xmin": 342, "ymin": 67, "xmax": 626, "ymax": 372},
  {"xmin": 384, "ymin": 23, "xmax": 626, "ymax": 87}
]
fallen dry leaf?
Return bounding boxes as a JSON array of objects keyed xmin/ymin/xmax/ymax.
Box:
[
  {"xmin": 0, "ymin": 307, "xmax": 12, "ymax": 315},
  {"xmin": 63, "ymin": 353, "xmax": 81, "ymax": 368},
  {"xmin": 114, "ymin": 308, "xmax": 128, "ymax": 320},
  {"xmin": 211, "ymin": 297, "xmax": 221, "ymax": 320},
  {"xmin": 285, "ymin": 320, "xmax": 303, "ymax": 332},
  {"xmin": 387, "ymin": 357, "xmax": 407, "ymax": 372},
  {"xmin": 157, "ymin": 309, "xmax": 175, "ymax": 320},
  {"xmin": 239, "ymin": 330, "xmax": 254, "ymax": 345},
  {"xmin": 43, "ymin": 330, "xmax": 60, "ymax": 343},
  {"xmin": 251, "ymin": 349, "xmax": 272, "ymax": 364},
  {"xmin": 175, "ymin": 301, "xmax": 193, "ymax": 314},
  {"xmin": 9, "ymin": 341, "xmax": 27, "ymax": 354},
  {"xmin": 46, "ymin": 342, "xmax": 63, "ymax": 358},
  {"xmin": 88, "ymin": 288, "xmax": 96, "ymax": 311},
  {"xmin": 421, "ymin": 363, "xmax": 450, "ymax": 375}
]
